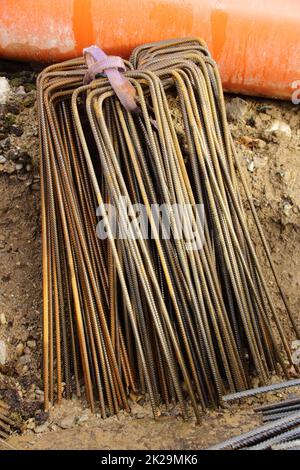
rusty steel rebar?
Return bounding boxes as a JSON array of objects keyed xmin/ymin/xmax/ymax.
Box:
[{"xmin": 37, "ymin": 38, "xmax": 299, "ymax": 420}]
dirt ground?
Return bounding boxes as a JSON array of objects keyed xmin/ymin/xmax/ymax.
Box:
[{"xmin": 0, "ymin": 61, "xmax": 300, "ymax": 450}]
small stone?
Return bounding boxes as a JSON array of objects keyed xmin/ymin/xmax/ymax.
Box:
[
  {"xmin": 9, "ymin": 125, "xmax": 23, "ymax": 137},
  {"xmin": 0, "ymin": 314, "xmax": 6, "ymax": 325},
  {"xmin": 6, "ymin": 149, "xmax": 19, "ymax": 161},
  {"xmin": 15, "ymin": 163, "xmax": 23, "ymax": 171},
  {"xmin": 283, "ymin": 202, "xmax": 293, "ymax": 216},
  {"xmin": 22, "ymin": 94, "xmax": 35, "ymax": 108},
  {"xmin": 247, "ymin": 161, "xmax": 255, "ymax": 172},
  {"xmin": 77, "ymin": 414, "xmax": 89, "ymax": 425},
  {"xmin": 253, "ymin": 155, "xmax": 268, "ymax": 169},
  {"xmin": 15, "ymin": 86, "xmax": 26, "ymax": 95},
  {"xmin": 35, "ymin": 390, "xmax": 44, "ymax": 401},
  {"xmin": 26, "ymin": 419, "xmax": 36, "ymax": 430},
  {"xmin": 0, "ymin": 340, "xmax": 7, "ymax": 365},
  {"xmin": 253, "ymin": 139, "xmax": 266, "ymax": 149},
  {"xmin": 0, "ymin": 137, "xmax": 11, "ymax": 151},
  {"xmin": 18, "ymin": 354, "xmax": 31, "ymax": 365},
  {"xmin": 240, "ymin": 136, "xmax": 253, "ymax": 148},
  {"xmin": 59, "ymin": 415, "xmax": 77, "ymax": 429},
  {"xmin": 0, "ymin": 156, "xmax": 6, "ymax": 164},
  {"xmin": 226, "ymin": 97, "xmax": 248, "ymax": 122},
  {"xmin": 0, "ymin": 77, "xmax": 11, "ymax": 105},
  {"xmin": 7, "ymin": 102, "xmax": 21, "ymax": 115},
  {"xmin": 16, "ymin": 343, "xmax": 24, "ymax": 356},
  {"xmin": 27, "ymin": 340, "xmax": 36, "ymax": 349},
  {"xmin": 34, "ymin": 423, "xmax": 49, "ymax": 434},
  {"xmin": 267, "ymin": 120, "xmax": 292, "ymax": 139},
  {"xmin": 26, "ymin": 164, "xmax": 32, "ymax": 172},
  {"xmin": 4, "ymin": 161, "xmax": 16, "ymax": 174}
]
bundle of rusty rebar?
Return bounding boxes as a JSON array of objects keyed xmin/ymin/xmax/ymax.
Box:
[
  {"xmin": 209, "ymin": 391, "xmax": 300, "ymax": 449},
  {"xmin": 0, "ymin": 401, "xmax": 14, "ymax": 441},
  {"xmin": 37, "ymin": 38, "xmax": 299, "ymax": 421}
]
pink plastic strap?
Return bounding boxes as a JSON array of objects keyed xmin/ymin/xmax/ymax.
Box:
[{"xmin": 83, "ymin": 45, "xmax": 138, "ymax": 113}]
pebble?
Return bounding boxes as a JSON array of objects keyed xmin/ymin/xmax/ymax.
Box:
[
  {"xmin": 26, "ymin": 419, "xmax": 36, "ymax": 430},
  {"xmin": 6, "ymin": 148, "xmax": 20, "ymax": 161},
  {"xmin": 16, "ymin": 343, "xmax": 24, "ymax": 357},
  {"xmin": 0, "ymin": 340, "xmax": 7, "ymax": 365},
  {"xmin": 16, "ymin": 342, "xmax": 24, "ymax": 356},
  {"xmin": 267, "ymin": 120, "xmax": 292, "ymax": 139},
  {"xmin": 35, "ymin": 390, "xmax": 44, "ymax": 401},
  {"xmin": 240, "ymin": 136, "xmax": 253, "ymax": 147},
  {"xmin": 283, "ymin": 202, "xmax": 293, "ymax": 216},
  {"xmin": 22, "ymin": 93, "xmax": 35, "ymax": 108},
  {"xmin": 9, "ymin": 124, "xmax": 23, "ymax": 137},
  {"xmin": 247, "ymin": 161, "xmax": 255, "ymax": 172},
  {"xmin": 0, "ymin": 313, "xmax": 6, "ymax": 325},
  {"xmin": 77, "ymin": 414, "xmax": 89, "ymax": 425},
  {"xmin": 27, "ymin": 340, "xmax": 36, "ymax": 349},
  {"xmin": 4, "ymin": 161, "xmax": 16, "ymax": 174},
  {"xmin": 15, "ymin": 86, "xmax": 26, "ymax": 95},
  {"xmin": 34, "ymin": 423, "xmax": 49, "ymax": 434},
  {"xmin": 0, "ymin": 137, "xmax": 11, "ymax": 150},
  {"xmin": 0, "ymin": 155, "xmax": 6, "ymax": 164},
  {"xmin": 253, "ymin": 138, "xmax": 266, "ymax": 149},
  {"xmin": 15, "ymin": 163, "xmax": 23, "ymax": 171},
  {"xmin": 253, "ymin": 155, "xmax": 268, "ymax": 169},
  {"xmin": 0, "ymin": 77, "xmax": 11, "ymax": 105},
  {"xmin": 226, "ymin": 97, "xmax": 248, "ymax": 122},
  {"xmin": 18, "ymin": 354, "xmax": 31, "ymax": 365},
  {"xmin": 59, "ymin": 414, "xmax": 77, "ymax": 429}
]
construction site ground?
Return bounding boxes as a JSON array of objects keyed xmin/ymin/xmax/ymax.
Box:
[{"xmin": 0, "ymin": 61, "xmax": 299, "ymax": 450}]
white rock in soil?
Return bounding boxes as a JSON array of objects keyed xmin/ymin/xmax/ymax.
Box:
[
  {"xmin": 247, "ymin": 161, "xmax": 255, "ymax": 172},
  {"xmin": 0, "ymin": 340, "xmax": 7, "ymax": 365},
  {"xmin": 16, "ymin": 343, "xmax": 24, "ymax": 356},
  {"xmin": 0, "ymin": 313, "xmax": 6, "ymax": 325},
  {"xmin": 268, "ymin": 120, "xmax": 292, "ymax": 139},
  {"xmin": 0, "ymin": 156, "xmax": 6, "ymax": 164},
  {"xmin": 0, "ymin": 77, "xmax": 11, "ymax": 105}
]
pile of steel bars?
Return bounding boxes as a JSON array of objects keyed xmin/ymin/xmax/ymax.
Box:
[
  {"xmin": 0, "ymin": 401, "xmax": 14, "ymax": 440},
  {"xmin": 37, "ymin": 38, "xmax": 299, "ymax": 420},
  {"xmin": 209, "ymin": 392, "xmax": 300, "ymax": 449},
  {"xmin": 255, "ymin": 395, "xmax": 300, "ymax": 423}
]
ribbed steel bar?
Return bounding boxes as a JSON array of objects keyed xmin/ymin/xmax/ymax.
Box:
[
  {"xmin": 37, "ymin": 38, "xmax": 298, "ymax": 420},
  {"xmin": 208, "ymin": 411, "xmax": 300, "ymax": 450},
  {"xmin": 223, "ymin": 379, "xmax": 300, "ymax": 402}
]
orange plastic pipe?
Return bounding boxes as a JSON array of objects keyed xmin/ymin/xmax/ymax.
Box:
[{"xmin": 0, "ymin": 0, "xmax": 299, "ymax": 99}]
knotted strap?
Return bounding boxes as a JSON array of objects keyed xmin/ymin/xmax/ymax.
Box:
[{"xmin": 83, "ymin": 45, "xmax": 138, "ymax": 113}]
